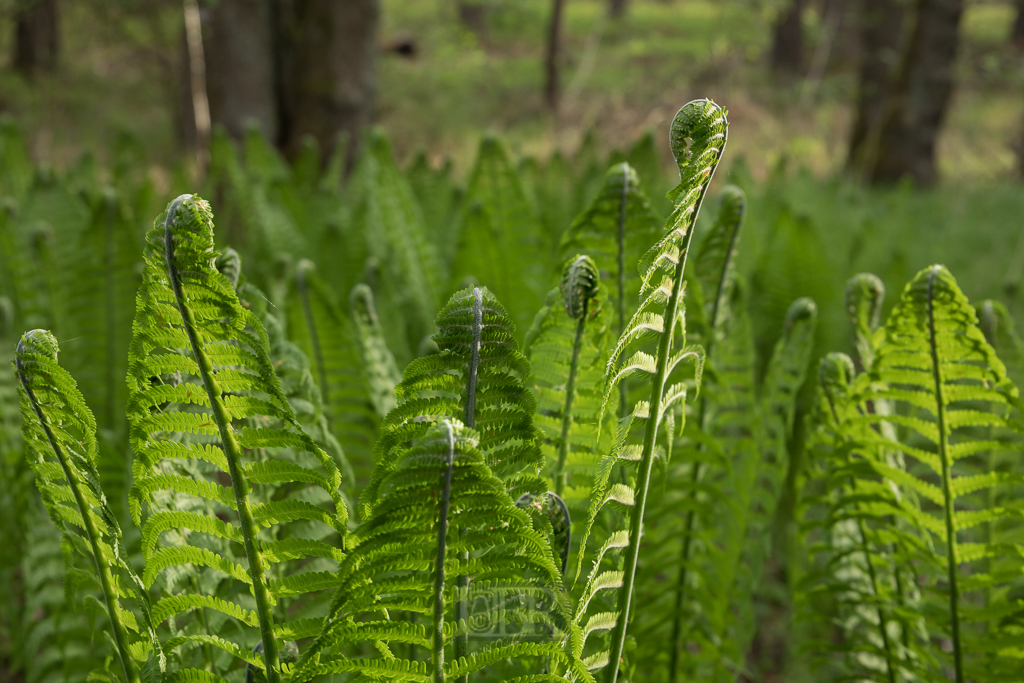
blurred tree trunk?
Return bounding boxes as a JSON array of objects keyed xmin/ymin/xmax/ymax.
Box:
[
  {"xmin": 609, "ymin": 0, "xmax": 627, "ymax": 18},
  {"xmin": 1013, "ymin": 0, "xmax": 1024, "ymax": 49},
  {"xmin": 770, "ymin": 0, "xmax": 804, "ymax": 73},
  {"xmin": 274, "ymin": 0, "xmax": 380, "ymax": 168},
  {"xmin": 864, "ymin": 0, "xmax": 965, "ymax": 185},
  {"xmin": 12, "ymin": 0, "xmax": 59, "ymax": 77},
  {"xmin": 204, "ymin": 0, "xmax": 278, "ymax": 143},
  {"xmin": 545, "ymin": 0, "xmax": 566, "ymax": 112},
  {"xmin": 846, "ymin": 0, "xmax": 905, "ymax": 172}
]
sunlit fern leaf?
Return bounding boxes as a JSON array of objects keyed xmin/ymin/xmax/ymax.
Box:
[
  {"xmin": 558, "ymin": 163, "xmax": 662, "ymax": 345},
  {"xmin": 450, "ymin": 135, "xmax": 548, "ymax": 337},
  {"xmin": 297, "ymin": 419, "xmax": 592, "ymax": 683},
  {"xmin": 350, "ymin": 283, "xmax": 402, "ymax": 419},
  {"xmin": 365, "ymin": 286, "xmax": 546, "ymax": 515},
  {"xmin": 575, "ymin": 99, "xmax": 727, "ymax": 683},
  {"xmin": 125, "ymin": 195, "xmax": 347, "ymax": 681},
  {"xmin": 524, "ymin": 255, "xmax": 612, "ymax": 517},
  {"xmin": 863, "ymin": 265, "xmax": 1024, "ymax": 681},
  {"xmin": 287, "ymin": 259, "xmax": 379, "ymax": 486},
  {"xmin": 346, "ymin": 130, "xmax": 442, "ymax": 359},
  {"xmin": 797, "ymin": 352, "xmax": 933, "ymax": 683},
  {"xmin": 16, "ymin": 329, "xmax": 164, "ymax": 681}
]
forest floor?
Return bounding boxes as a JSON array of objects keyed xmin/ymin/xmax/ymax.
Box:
[{"xmin": 0, "ymin": 0, "xmax": 1019, "ymax": 187}]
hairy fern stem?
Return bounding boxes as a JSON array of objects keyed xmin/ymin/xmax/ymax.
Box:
[
  {"xmin": 433, "ymin": 422, "xmax": 458, "ymax": 683},
  {"xmin": 163, "ymin": 196, "xmax": 282, "ymax": 682},
  {"xmin": 927, "ymin": 265, "xmax": 963, "ymax": 682},
  {"xmin": 16, "ymin": 356, "xmax": 140, "ymax": 683}
]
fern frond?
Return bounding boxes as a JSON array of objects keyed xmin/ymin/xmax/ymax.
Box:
[
  {"xmin": 450, "ymin": 135, "xmax": 549, "ymax": 336},
  {"xmin": 366, "ymin": 285, "xmax": 545, "ymax": 514},
  {"xmin": 350, "ymin": 283, "xmax": 401, "ymax": 419},
  {"xmin": 846, "ymin": 273, "xmax": 885, "ymax": 371},
  {"xmin": 126, "ymin": 195, "xmax": 347, "ymax": 681},
  {"xmin": 16, "ymin": 329, "xmax": 163, "ymax": 682},
  {"xmin": 575, "ymin": 99, "xmax": 728, "ymax": 683},
  {"xmin": 298, "ymin": 419, "xmax": 589, "ymax": 683},
  {"xmin": 288, "ymin": 258, "xmax": 378, "ymax": 484},
  {"xmin": 525, "ymin": 255, "xmax": 612, "ymax": 513}
]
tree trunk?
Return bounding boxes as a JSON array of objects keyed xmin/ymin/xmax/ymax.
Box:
[
  {"xmin": 12, "ymin": 0, "xmax": 59, "ymax": 77},
  {"xmin": 770, "ymin": 0, "xmax": 804, "ymax": 73},
  {"xmin": 846, "ymin": 0, "xmax": 906, "ymax": 172},
  {"xmin": 274, "ymin": 0, "xmax": 380, "ymax": 168},
  {"xmin": 1013, "ymin": 0, "xmax": 1024, "ymax": 50},
  {"xmin": 204, "ymin": 0, "xmax": 278, "ymax": 143},
  {"xmin": 868, "ymin": 0, "xmax": 965, "ymax": 185},
  {"xmin": 544, "ymin": 0, "xmax": 566, "ymax": 112},
  {"xmin": 609, "ymin": 0, "xmax": 627, "ymax": 18}
]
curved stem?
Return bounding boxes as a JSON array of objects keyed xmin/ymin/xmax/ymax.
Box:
[
  {"xmin": 433, "ymin": 422, "xmax": 458, "ymax": 683},
  {"xmin": 555, "ymin": 298, "xmax": 589, "ymax": 496},
  {"xmin": 164, "ymin": 198, "xmax": 281, "ymax": 682},
  {"xmin": 18, "ymin": 373, "xmax": 140, "ymax": 683},
  {"xmin": 927, "ymin": 266, "xmax": 963, "ymax": 682}
]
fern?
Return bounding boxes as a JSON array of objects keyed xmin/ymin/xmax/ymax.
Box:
[
  {"xmin": 288, "ymin": 258, "xmax": 379, "ymax": 484},
  {"xmin": 525, "ymin": 255, "xmax": 611, "ymax": 512},
  {"xmin": 450, "ymin": 135, "xmax": 549, "ymax": 336},
  {"xmin": 297, "ymin": 419, "xmax": 590, "ymax": 682},
  {"xmin": 804, "ymin": 265, "xmax": 1024, "ymax": 682},
  {"xmin": 16, "ymin": 329, "xmax": 164, "ymax": 682},
  {"xmin": 366, "ymin": 285, "xmax": 546, "ymax": 513},
  {"xmin": 349, "ymin": 283, "xmax": 402, "ymax": 419},
  {"xmin": 574, "ymin": 99, "xmax": 727, "ymax": 682},
  {"xmin": 125, "ymin": 195, "xmax": 346, "ymax": 681}
]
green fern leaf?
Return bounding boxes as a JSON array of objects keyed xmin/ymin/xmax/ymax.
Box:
[
  {"xmin": 125, "ymin": 195, "xmax": 347, "ymax": 681},
  {"xmin": 575, "ymin": 99, "xmax": 728, "ymax": 683},
  {"xmin": 16, "ymin": 329, "xmax": 164, "ymax": 682},
  {"xmin": 297, "ymin": 419, "xmax": 590, "ymax": 683}
]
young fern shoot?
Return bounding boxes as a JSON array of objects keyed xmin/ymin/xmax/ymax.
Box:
[
  {"xmin": 126, "ymin": 195, "xmax": 346, "ymax": 681},
  {"xmin": 16, "ymin": 329, "xmax": 164, "ymax": 683},
  {"xmin": 574, "ymin": 99, "xmax": 727, "ymax": 682}
]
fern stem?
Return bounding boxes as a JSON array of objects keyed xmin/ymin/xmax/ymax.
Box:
[
  {"xmin": 163, "ymin": 196, "xmax": 282, "ymax": 682},
  {"xmin": 433, "ymin": 421, "xmax": 458, "ymax": 683},
  {"xmin": 927, "ymin": 266, "xmax": 963, "ymax": 682},
  {"xmin": 606, "ymin": 244, "xmax": 688, "ymax": 683},
  {"xmin": 667, "ymin": 203, "xmax": 741, "ymax": 683},
  {"xmin": 16, "ymin": 368, "xmax": 140, "ymax": 683},
  {"xmin": 454, "ymin": 288, "xmax": 484, "ymax": 682},
  {"xmin": 555, "ymin": 298, "xmax": 589, "ymax": 497},
  {"xmin": 617, "ymin": 164, "xmax": 629, "ymax": 420}
]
